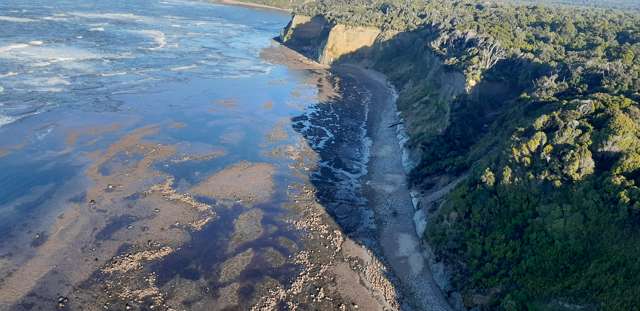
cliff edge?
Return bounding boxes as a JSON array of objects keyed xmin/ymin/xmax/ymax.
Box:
[{"xmin": 281, "ymin": 15, "xmax": 381, "ymax": 65}]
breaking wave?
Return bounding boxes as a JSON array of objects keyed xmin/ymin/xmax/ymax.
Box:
[
  {"xmin": 68, "ymin": 12, "xmax": 152, "ymax": 23},
  {"xmin": 0, "ymin": 115, "xmax": 17, "ymax": 128},
  {"xmin": 0, "ymin": 16, "xmax": 36, "ymax": 23},
  {"xmin": 133, "ymin": 30, "xmax": 167, "ymax": 50},
  {"xmin": 0, "ymin": 0, "xmax": 284, "ymax": 129}
]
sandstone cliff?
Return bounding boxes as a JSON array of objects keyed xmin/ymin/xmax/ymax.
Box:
[{"xmin": 281, "ymin": 15, "xmax": 380, "ymax": 65}]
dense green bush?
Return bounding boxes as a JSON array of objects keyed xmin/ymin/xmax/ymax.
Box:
[
  {"xmin": 429, "ymin": 94, "xmax": 640, "ymax": 309},
  {"xmin": 296, "ymin": 0, "xmax": 640, "ymax": 91}
]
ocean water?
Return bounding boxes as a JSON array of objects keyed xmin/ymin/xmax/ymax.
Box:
[
  {"xmin": 0, "ymin": 0, "xmax": 293, "ymax": 231},
  {"xmin": 0, "ymin": 0, "xmax": 286, "ymax": 126},
  {"xmin": 0, "ymin": 1, "xmax": 375, "ymax": 309}
]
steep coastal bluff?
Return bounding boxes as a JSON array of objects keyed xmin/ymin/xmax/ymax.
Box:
[
  {"xmin": 279, "ymin": 13, "xmax": 510, "ymax": 162},
  {"xmin": 279, "ymin": 12, "xmax": 508, "ymax": 240},
  {"xmin": 279, "ymin": 13, "xmax": 497, "ymax": 310},
  {"xmin": 278, "ymin": 1, "xmax": 640, "ymax": 309},
  {"xmin": 281, "ymin": 15, "xmax": 381, "ymax": 65}
]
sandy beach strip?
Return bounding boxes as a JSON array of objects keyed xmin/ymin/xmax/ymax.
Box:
[{"xmin": 334, "ymin": 64, "xmax": 454, "ymax": 310}]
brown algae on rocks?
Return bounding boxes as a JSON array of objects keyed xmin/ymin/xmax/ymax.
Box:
[
  {"xmin": 219, "ymin": 248, "xmax": 256, "ymax": 283},
  {"xmin": 191, "ymin": 161, "xmax": 276, "ymax": 204},
  {"xmin": 263, "ymin": 247, "xmax": 287, "ymax": 268},
  {"xmin": 265, "ymin": 118, "xmax": 290, "ymax": 143},
  {"xmin": 228, "ymin": 209, "xmax": 264, "ymax": 252}
]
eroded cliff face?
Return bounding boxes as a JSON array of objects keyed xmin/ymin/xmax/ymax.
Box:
[
  {"xmin": 318, "ymin": 24, "xmax": 380, "ymax": 65},
  {"xmin": 281, "ymin": 15, "xmax": 470, "ymax": 148},
  {"xmin": 368, "ymin": 29, "xmax": 467, "ymax": 147},
  {"xmin": 281, "ymin": 15, "xmax": 380, "ymax": 65},
  {"xmin": 280, "ymin": 14, "xmax": 479, "ymax": 225},
  {"xmin": 280, "ymin": 11, "xmax": 520, "ymax": 226},
  {"xmin": 281, "ymin": 15, "xmax": 331, "ymax": 60}
]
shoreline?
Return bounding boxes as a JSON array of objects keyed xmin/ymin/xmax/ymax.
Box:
[
  {"xmin": 212, "ymin": 0, "xmax": 291, "ymax": 12},
  {"xmin": 335, "ymin": 64, "xmax": 455, "ymax": 310},
  {"xmin": 256, "ymin": 43, "xmax": 403, "ymax": 310}
]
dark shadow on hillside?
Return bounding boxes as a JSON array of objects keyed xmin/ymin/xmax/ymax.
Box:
[
  {"xmin": 280, "ymin": 15, "xmax": 331, "ymax": 60},
  {"xmin": 330, "ymin": 23, "xmax": 553, "ymax": 183}
]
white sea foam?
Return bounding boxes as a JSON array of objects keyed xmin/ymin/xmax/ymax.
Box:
[
  {"xmin": 0, "ymin": 40, "xmax": 45, "ymax": 53},
  {"xmin": 89, "ymin": 27, "xmax": 105, "ymax": 32},
  {"xmin": 44, "ymin": 77, "xmax": 71, "ymax": 86},
  {"xmin": 0, "ymin": 16, "xmax": 36, "ymax": 23},
  {"xmin": 134, "ymin": 30, "xmax": 167, "ymax": 50},
  {"xmin": 100, "ymin": 71, "xmax": 128, "ymax": 77},
  {"xmin": 0, "ymin": 43, "xmax": 30, "ymax": 53},
  {"xmin": 42, "ymin": 15, "xmax": 68, "ymax": 21},
  {"xmin": 31, "ymin": 62, "xmax": 52, "ymax": 67},
  {"xmin": 35, "ymin": 124, "xmax": 54, "ymax": 140},
  {"xmin": 35, "ymin": 87, "xmax": 64, "ymax": 93},
  {"xmin": 170, "ymin": 64, "xmax": 197, "ymax": 71},
  {"xmin": 0, "ymin": 45, "xmax": 100, "ymax": 62},
  {"xmin": 0, "ymin": 72, "xmax": 18, "ymax": 78},
  {"xmin": 19, "ymin": 76, "xmax": 71, "ymax": 93},
  {"xmin": 296, "ymin": 81, "xmax": 375, "ymax": 225},
  {"xmin": 69, "ymin": 12, "xmax": 151, "ymax": 23},
  {"xmin": 0, "ymin": 114, "xmax": 17, "ymax": 128}
]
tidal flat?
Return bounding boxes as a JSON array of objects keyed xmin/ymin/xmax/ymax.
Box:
[{"xmin": 0, "ymin": 1, "xmax": 411, "ymax": 310}]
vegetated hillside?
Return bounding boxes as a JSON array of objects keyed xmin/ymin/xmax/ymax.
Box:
[
  {"xmin": 511, "ymin": 0, "xmax": 640, "ymax": 11},
  {"xmin": 235, "ymin": 0, "xmax": 640, "ymax": 11},
  {"xmin": 285, "ymin": 0, "xmax": 640, "ymax": 309}
]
